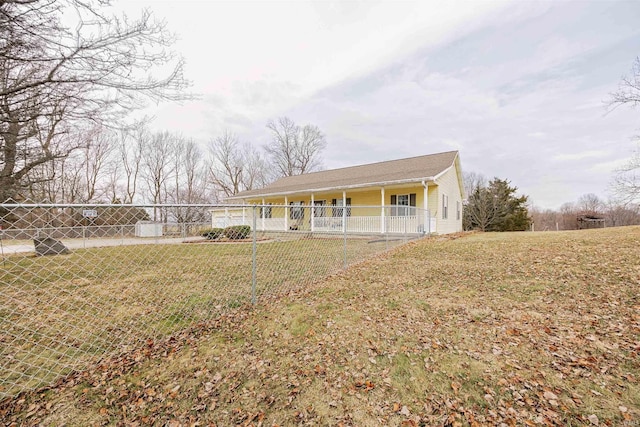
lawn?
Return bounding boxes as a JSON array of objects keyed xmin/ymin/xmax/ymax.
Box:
[
  {"xmin": 0, "ymin": 233, "xmax": 404, "ymax": 400},
  {"xmin": 1, "ymin": 227, "xmax": 638, "ymax": 426}
]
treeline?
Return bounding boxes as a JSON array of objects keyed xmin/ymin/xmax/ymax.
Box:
[
  {"xmin": 1, "ymin": 115, "xmax": 327, "ymax": 227},
  {"xmin": 530, "ymin": 194, "xmax": 640, "ymax": 231},
  {"xmin": 12, "ymin": 117, "xmax": 326, "ymax": 214},
  {"xmin": 462, "ymin": 173, "xmax": 640, "ymax": 232}
]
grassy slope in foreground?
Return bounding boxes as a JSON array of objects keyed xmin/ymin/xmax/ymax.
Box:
[{"xmin": 2, "ymin": 227, "xmax": 639, "ymax": 426}]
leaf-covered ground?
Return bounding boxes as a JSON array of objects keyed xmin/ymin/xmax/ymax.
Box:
[{"xmin": 2, "ymin": 227, "xmax": 639, "ymax": 426}]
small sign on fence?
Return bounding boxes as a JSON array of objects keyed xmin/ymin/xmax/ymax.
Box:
[{"xmin": 82, "ymin": 209, "xmax": 98, "ymax": 218}]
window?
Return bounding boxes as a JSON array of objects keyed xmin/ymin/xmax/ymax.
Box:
[
  {"xmin": 390, "ymin": 193, "xmax": 416, "ymax": 216},
  {"xmin": 314, "ymin": 200, "xmax": 327, "ymax": 217},
  {"xmin": 456, "ymin": 201, "xmax": 461, "ymax": 220},
  {"xmin": 331, "ymin": 198, "xmax": 351, "ymax": 217},
  {"xmin": 398, "ymin": 194, "xmax": 409, "ymax": 216},
  {"xmin": 289, "ymin": 201, "xmax": 304, "ymax": 220},
  {"xmin": 442, "ymin": 194, "xmax": 449, "ymax": 220},
  {"xmin": 260, "ymin": 204, "xmax": 272, "ymax": 219}
]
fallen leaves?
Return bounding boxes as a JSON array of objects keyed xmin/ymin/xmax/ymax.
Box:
[
  {"xmin": 2, "ymin": 228, "xmax": 640, "ymax": 425},
  {"xmin": 354, "ymin": 380, "xmax": 375, "ymax": 392}
]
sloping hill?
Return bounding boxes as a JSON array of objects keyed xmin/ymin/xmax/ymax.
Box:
[{"xmin": 2, "ymin": 227, "xmax": 639, "ymax": 426}]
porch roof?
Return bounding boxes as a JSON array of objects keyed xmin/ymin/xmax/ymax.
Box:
[{"xmin": 228, "ymin": 150, "xmax": 459, "ymax": 200}]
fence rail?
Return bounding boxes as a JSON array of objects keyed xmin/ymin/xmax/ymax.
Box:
[{"xmin": 0, "ymin": 203, "xmax": 429, "ymax": 399}]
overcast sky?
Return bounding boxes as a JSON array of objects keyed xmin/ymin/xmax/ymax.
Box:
[{"xmin": 122, "ymin": 0, "xmax": 640, "ymax": 209}]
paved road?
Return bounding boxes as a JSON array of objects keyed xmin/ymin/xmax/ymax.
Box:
[{"xmin": 0, "ymin": 236, "xmax": 203, "ymax": 255}]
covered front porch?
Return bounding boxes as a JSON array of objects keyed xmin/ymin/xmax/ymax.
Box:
[
  {"xmin": 215, "ymin": 182, "xmax": 440, "ymax": 234},
  {"xmin": 211, "ymin": 204, "xmax": 436, "ymax": 235}
]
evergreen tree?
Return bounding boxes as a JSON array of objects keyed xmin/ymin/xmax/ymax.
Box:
[{"xmin": 464, "ymin": 178, "xmax": 531, "ymax": 231}]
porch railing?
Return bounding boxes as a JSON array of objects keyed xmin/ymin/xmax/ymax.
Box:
[{"xmin": 211, "ymin": 205, "xmax": 435, "ymax": 235}]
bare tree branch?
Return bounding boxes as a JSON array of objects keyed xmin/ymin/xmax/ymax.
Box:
[
  {"xmin": 606, "ymin": 58, "xmax": 640, "ymax": 204},
  {"xmin": 208, "ymin": 131, "xmax": 245, "ymax": 198},
  {"xmin": 0, "ymin": 0, "xmax": 190, "ymax": 202},
  {"xmin": 265, "ymin": 116, "xmax": 327, "ymax": 177},
  {"xmin": 609, "ymin": 57, "xmax": 640, "ymax": 110}
]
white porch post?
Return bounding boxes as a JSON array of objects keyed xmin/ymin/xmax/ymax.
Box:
[
  {"xmin": 380, "ymin": 188, "xmax": 386, "ymax": 234},
  {"xmin": 242, "ymin": 206, "xmax": 246, "ymax": 225},
  {"xmin": 341, "ymin": 191, "xmax": 347, "ymax": 232},
  {"xmin": 311, "ymin": 193, "xmax": 315, "ymax": 232},
  {"xmin": 423, "ymin": 183, "xmax": 429, "ymax": 233},
  {"xmin": 284, "ymin": 196, "xmax": 288, "ymax": 231},
  {"xmin": 261, "ymin": 198, "xmax": 265, "ymax": 231},
  {"xmin": 224, "ymin": 207, "xmax": 229, "ymax": 228}
]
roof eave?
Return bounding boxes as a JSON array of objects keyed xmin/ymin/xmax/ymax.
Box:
[{"xmin": 227, "ymin": 176, "xmax": 438, "ymax": 200}]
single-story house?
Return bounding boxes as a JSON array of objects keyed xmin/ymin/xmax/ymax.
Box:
[{"xmin": 212, "ymin": 150, "xmax": 464, "ymax": 235}]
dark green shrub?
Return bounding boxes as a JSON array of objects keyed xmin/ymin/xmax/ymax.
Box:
[
  {"xmin": 224, "ymin": 225, "xmax": 251, "ymax": 240},
  {"xmin": 201, "ymin": 228, "xmax": 224, "ymax": 240}
]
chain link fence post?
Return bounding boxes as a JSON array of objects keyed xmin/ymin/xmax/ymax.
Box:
[
  {"xmin": 343, "ymin": 205, "xmax": 348, "ymax": 269},
  {"xmin": 252, "ymin": 205, "xmax": 257, "ymax": 305}
]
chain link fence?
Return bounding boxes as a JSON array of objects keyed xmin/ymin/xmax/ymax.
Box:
[{"xmin": 0, "ymin": 202, "xmax": 430, "ymax": 399}]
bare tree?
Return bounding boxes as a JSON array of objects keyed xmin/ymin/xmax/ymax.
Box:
[
  {"xmin": 559, "ymin": 202, "xmax": 578, "ymax": 230},
  {"xmin": 208, "ymin": 131, "xmax": 267, "ymax": 198},
  {"xmin": 0, "ymin": 90, "xmax": 82, "ymax": 201},
  {"xmin": 141, "ymin": 131, "xmax": 177, "ymax": 220},
  {"xmin": 169, "ymin": 138, "xmax": 210, "ymax": 223},
  {"xmin": 265, "ymin": 117, "xmax": 327, "ymax": 177},
  {"xmin": 0, "ymin": 0, "xmax": 188, "ymax": 202},
  {"xmin": 462, "ymin": 171, "xmax": 486, "ymax": 201},
  {"xmin": 118, "ymin": 125, "xmax": 148, "ymax": 204},
  {"xmin": 463, "ymin": 184, "xmax": 501, "ymax": 231},
  {"xmin": 241, "ymin": 146, "xmax": 268, "ymax": 192},
  {"xmin": 103, "ymin": 157, "xmax": 123, "ymax": 204},
  {"xmin": 208, "ymin": 131, "xmax": 244, "ymax": 198},
  {"xmin": 26, "ymin": 158, "xmax": 64, "ymax": 203},
  {"xmin": 78, "ymin": 128, "xmax": 116, "ymax": 202},
  {"xmin": 22, "ymin": 126, "xmax": 117, "ymax": 203},
  {"xmin": 180, "ymin": 139, "xmax": 209, "ymax": 202},
  {"xmin": 609, "ymin": 58, "xmax": 640, "ymax": 203},
  {"xmin": 604, "ymin": 199, "xmax": 640, "ymax": 227},
  {"xmin": 576, "ymin": 193, "xmax": 603, "ymax": 215},
  {"xmin": 298, "ymin": 124, "xmax": 326, "ymax": 173},
  {"xmin": 611, "ymin": 142, "xmax": 640, "ymax": 203},
  {"xmin": 529, "ymin": 206, "xmax": 560, "ymax": 231}
]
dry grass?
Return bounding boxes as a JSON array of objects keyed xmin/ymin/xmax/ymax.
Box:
[
  {"xmin": 0, "ymin": 235, "xmax": 402, "ymax": 399},
  {"xmin": 1, "ymin": 227, "xmax": 639, "ymax": 426}
]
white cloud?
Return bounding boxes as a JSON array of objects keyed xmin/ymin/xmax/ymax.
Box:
[
  {"xmin": 553, "ymin": 150, "xmax": 610, "ymax": 162},
  {"xmin": 122, "ymin": 0, "xmax": 513, "ymax": 95},
  {"xmin": 589, "ymin": 158, "xmax": 631, "ymax": 174},
  {"xmin": 119, "ymin": 0, "xmax": 640, "ymax": 209}
]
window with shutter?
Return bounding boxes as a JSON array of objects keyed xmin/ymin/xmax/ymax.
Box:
[{"xmin": 442, "ymin": 195, "xmax": 448, "ymax": 219}]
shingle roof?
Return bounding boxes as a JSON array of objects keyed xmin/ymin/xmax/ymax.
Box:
[{"xmin": 229, "ymin": 150, "xmax": 459, "ymax": 199}]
